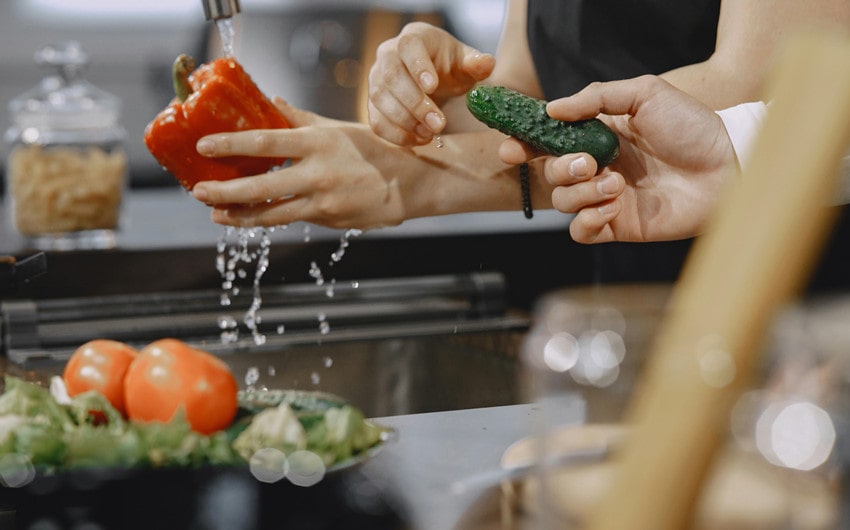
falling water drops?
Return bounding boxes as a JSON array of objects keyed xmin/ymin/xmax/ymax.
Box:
[{"xmin": 245, "ymin": 366, "xmax": 260, "ymax": 390}]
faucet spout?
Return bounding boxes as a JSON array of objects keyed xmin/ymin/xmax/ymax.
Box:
[{"xmin": 201, "ymin": 0, "xmax": 240, "ymax": 21}]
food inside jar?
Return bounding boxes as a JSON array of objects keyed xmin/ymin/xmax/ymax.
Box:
[{"xmin": 7, "ymin": 144, "xmax": 126, "ymax": 235}]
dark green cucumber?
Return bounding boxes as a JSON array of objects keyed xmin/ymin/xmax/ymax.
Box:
[{"xmin": 466, "ymin": 85, "xmax": 620, "ymax": 166}]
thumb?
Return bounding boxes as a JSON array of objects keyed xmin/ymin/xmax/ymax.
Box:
[{"xmin": 546, "ymin": 75, "xmax": 664, "ymax": 122}]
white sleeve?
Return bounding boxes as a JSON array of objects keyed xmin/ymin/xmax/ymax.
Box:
[
  {"xmin": 716, "ymin": 101, "xmax": 769, "ymax": 169},
  {"xmin": 717, "ymin": 101, "xmax": 850, "ymax": 205}
]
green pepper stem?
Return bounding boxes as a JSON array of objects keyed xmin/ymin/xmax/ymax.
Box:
[{"xmin": 172, "ymin": 54, "xmax": 196, "ymax": 102}]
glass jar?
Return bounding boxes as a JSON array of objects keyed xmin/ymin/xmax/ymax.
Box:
[{"xmin": 4, "ymin": 41, "xmax": 127, "ymax": 250}]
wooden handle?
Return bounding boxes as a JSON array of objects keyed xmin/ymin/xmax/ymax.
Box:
[{"xmin": 586, "ymin": 31, "xmax": 850, "ymax": 530}]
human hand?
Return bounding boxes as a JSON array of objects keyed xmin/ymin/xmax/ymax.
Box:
[
  {"xmin": 368, "ymin": 22, "xmax": 495, "ymax": 146},
  {"xmin": 191, "ymin": 98, "xmax": 414, "ymax": 230},
  {"xmin": 500, "ymin": 75, "xmax": 738, "ymax": 243}
]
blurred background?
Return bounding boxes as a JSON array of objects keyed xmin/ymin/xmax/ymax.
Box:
[{"xmin": 0, "ymin": 0, "xmax": 506, "ymax": 190}]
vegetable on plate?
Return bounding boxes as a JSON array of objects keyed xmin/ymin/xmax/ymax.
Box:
[
  {"xmin": 0, "ymin": 338, "xmax": 391, "ymax": 476},
  {"xmin": 123, "ymin": 338, "xmax": 239, "ymax": 436},
  {"xmin": 62, "ymin": 339, "xmax": 138, "ymax": 415}
]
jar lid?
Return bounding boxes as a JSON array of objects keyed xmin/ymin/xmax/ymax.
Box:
[{"xmin": 5, "ymin": 41, "xmax": 125, "ymax": 144}]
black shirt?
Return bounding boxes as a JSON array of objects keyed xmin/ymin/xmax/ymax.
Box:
[
  {"xmin": 527, "ymin": 0, "xmax": 721, "ymax": 99},
  {"xmin": 526, "ymin": 0, "xmax": 721, "ymax": 283}
]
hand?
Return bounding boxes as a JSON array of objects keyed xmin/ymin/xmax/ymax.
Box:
[
  {"xmin": 191, "ymin": 98, "xmax": 412, "ymax": 230},
  {"xmin": 500, "ymin": 75, "xmax": 738, "ymax": 243},
  {"xmin": 368, "ymin": 22, "xmax": 495, "ymax": 146}
]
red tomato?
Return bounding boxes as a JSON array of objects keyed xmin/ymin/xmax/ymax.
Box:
[
  {"xmin": 123, "ymin": 338, "xmax": 238, "ymax": 435},
  {"xmin": 63, "ymin": 339, "xmax": 139, "ymax": 415}
]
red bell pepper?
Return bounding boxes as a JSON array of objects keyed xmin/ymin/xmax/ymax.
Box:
[{"xmin": 144, "ymin": 54, "xmax": 290, "ymax": 190}]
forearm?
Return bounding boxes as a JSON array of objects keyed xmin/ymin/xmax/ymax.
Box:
[
  {"xmin": 663, "ymin": 0, "xmax": 850, "ymax": 110},
  {"xmin": 660, "ymin": 61, "xmax": 760, "ymax": 110},
  {"xmin": 404, "ymin": 130, "xmax": 552, "ymax": 219}
]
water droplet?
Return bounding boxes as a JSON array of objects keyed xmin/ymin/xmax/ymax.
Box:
[
  {"xmin": 220, "ymin": 330, "xmax": 239, "ymax": 343},
  {"xmin": 323, "ymin": 356, "xmax": 333, "ymax": 368},
  {"xmin": 245, "ymin": 366, "xmax": 260, "ymax": 387},
  {"xmin": 276, "ymin": 324, "xmax": 285, "ymax": 335},
  {"xmin": 434, "ymin": 135, "xmax": 444, "ymax": 148},
  {"xmin": 311, "ymin": 372, "xmax": 320, "ymax": 385},
  {"xmin": 309, "ymin": 261, "xmax": 324, "ymax": 286},
  {"xmin": 218, "ymin": 315, "xmax": 238, "ymax": 330}
]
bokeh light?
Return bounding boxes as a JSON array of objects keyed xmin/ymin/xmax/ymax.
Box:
[
  {"xmin": 286, "ymin": 450, "xmax": 326, "ymax": 487},
  {"xmin": 0, "ymin": 453, "xmax": 35, "ymax": 488},
  {"xmin": 248, "ymin": 447, "xmax": 288, "ymax": 483},
  {"xmin": 755, "ymin": 400, "xmax": 836, "ymax": 471}
]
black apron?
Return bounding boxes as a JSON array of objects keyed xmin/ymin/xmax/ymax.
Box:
[{"xmin": 526, "ymin": 0, "xmax": 720, "ymax": 284}]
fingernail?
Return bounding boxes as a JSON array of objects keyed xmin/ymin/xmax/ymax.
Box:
[
  {"xmin": 192, "ymin": 186, "xmax": 208, "ymax": 202},
  {"xmin": 598, "ymin": 174, "xmax": 619, "ymax": 195},
  {"xmin": 569, "ymin": 157, "xmax": 587, "ymax": 177},
  {"xmin": 196, "ymin": 138, "xmax": 214, "ymax": 155},
  {"xmin": 425, "ymin": 112, "xmax": 444, "ymax": 133},
  {"xmin": 419, "ymin": 71, "xmax": 435, "ymax": 90}
]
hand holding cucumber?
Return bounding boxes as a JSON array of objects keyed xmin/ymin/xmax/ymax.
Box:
[
  {"xmin": 367, "ymin": 21, "xmax": 494, "ymax": 146},
  {"xmin": 497, "ymin": 75, "xmax": 738, "ymax": 244}
]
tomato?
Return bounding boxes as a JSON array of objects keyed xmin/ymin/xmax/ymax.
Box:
[
  {"xmin": 123, "ymin": 338, "xmax": 238, "ymax": 435},
  {"xmin": 63, "ymin": 339, "xmax": 138, "ymax": 415}
]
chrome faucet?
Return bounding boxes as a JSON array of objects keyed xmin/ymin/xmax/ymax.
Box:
[{"xmin": 201, "ymin": 0, "xmax": 240, "ymax": 21}]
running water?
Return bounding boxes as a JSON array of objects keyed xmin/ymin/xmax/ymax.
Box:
[
  {"xmin": 210, "ymin": 15, "xmax": 364, "ymax": 348},
  {"xmin": 216, "ymin": 18, "xmax": 236, "ymax": 58},
  {"xmin": 216, "ymin": 226, "xmax": 274, "ymax": 346}
]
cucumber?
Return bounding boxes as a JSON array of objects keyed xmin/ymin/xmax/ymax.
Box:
[{"xmin": 466, "ymin": 85, "xmax": 620, "ymax": 166}]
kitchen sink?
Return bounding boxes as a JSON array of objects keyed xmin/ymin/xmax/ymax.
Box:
[{"xmin": 1, "ymin": 270, "xmax": 529, "ymax": 418}]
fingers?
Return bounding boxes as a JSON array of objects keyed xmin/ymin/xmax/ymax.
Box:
[
  {"xmin": 568, "ymin": 201, "xmax": 621, "ymax": 244},
  {"xmin": 546, "ymin": 74, "xmax": 667, "ymax": 122},
  {"xmin": 196, "ymin": 128, "xmax": 311, "ymax": 159},
  {"xmin": 367, "ymin": 22, "xmax": 494, "ymax": 146},
  {"xmin": 542, "ymin": 154, "xmax": 598, "ymax": 186},
  {"xmin": 460, "ymin": 50, "xmax": 495, "ymax": 83},
  {"xmin": 369, "ymin": 36, "xmax": 444, "ymax": 144},
  {"xmin": 193, "ymin": 170, "xmax": 300, "ymax": 206},
  {"xmin": 367, "ymin": 96, "xmax": 433, "ymax": 147},
  {"xmin": 551, "ymin": 171, "xmax": 623, "ymax": 213},
  {"xmin": 498, "ymin": 137, "xmax": 540, "ymax": 164},
  {"xmin": 209, "ymin": 196, "xmax": 311, "ymax": 228}
]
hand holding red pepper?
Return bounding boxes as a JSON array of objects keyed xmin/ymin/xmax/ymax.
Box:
[{"xmin": 144, "ymin": 55, "xmax": 290, "ymax": 190}]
